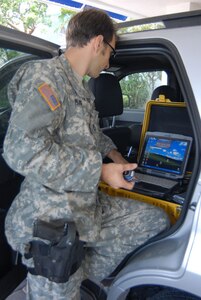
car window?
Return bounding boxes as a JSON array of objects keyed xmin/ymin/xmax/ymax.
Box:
[
  {"xmin": 0, "ymin": 48, "xmax": 42, "ymax": 148},
  {"xmin": 120, "ymin": 71, "xmax": 167, "ymax": 110}
]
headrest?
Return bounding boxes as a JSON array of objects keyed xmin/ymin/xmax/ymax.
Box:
[
  {"xmin": 88, "ymin": 73, "xmax": 123, "ymax": 118},
  {"xmin": 151, "ymin": 85, "xmax": 177, "ymax": 101}
]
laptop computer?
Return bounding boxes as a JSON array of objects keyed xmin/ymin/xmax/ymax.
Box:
[{"xmin": 133, "ymin": 131, "xmax": 193, "ymax": 198}]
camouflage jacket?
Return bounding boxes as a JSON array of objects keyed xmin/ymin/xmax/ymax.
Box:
[{"xmin": 3, "ymin": 54, "xmax": 116, "ymax": 244}]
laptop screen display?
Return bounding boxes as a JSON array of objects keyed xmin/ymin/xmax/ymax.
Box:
[{"xmin": 139, "ymin": 133, "xmax": 192, "ymax": 176}]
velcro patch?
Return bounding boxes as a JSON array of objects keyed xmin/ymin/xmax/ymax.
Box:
[{"xmin": 38, "ymin": 83, "xmax": 60, "ymax": 111}]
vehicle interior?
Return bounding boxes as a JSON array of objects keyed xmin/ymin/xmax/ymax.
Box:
[
  {"xmin": 0, "ymin": 12, "xmax": 199, "ymax": 299},
  {"xmin": 94, "ymin": 41, "xmax": 195, "ymax": 222}
]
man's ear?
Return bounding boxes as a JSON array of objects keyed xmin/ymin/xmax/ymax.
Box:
[{"xmin": 92, "ymin": 35, "xmax": 104, "ymax": 54}]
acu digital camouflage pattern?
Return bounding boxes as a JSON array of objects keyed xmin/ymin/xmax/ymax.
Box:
[{"xmin": 3, "ymin": 54, "xmax": 170, "ymax": 299}]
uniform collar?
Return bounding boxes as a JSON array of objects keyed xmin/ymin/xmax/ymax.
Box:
[{"xmin": 58, "ymin": 54, "xmax": 93, "ymax": 100}]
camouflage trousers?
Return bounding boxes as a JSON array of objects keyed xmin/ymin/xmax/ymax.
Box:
[{"xmin": 23, "ymin": 194, "xmax": 169, "ymax": 300}]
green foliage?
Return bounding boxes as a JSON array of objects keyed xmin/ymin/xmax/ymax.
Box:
[
  {"xmin": 0, "ymin": 0, "xmax": 51, "ymax": 34},
  {"xmin": 56, "ymin": 8, "xmax": 76, "ymax": 32},
  {"xmin": 0, "ymin": 49, "xmax": 23, "ymax": 65},
  {"xmin": 0, "ymin": 49, "xmax": 24, "ymax": 110},
  {"xmin": 118, "ymin": 22, "xmax": 165, "ymax": 34},
  {"xmin": 120, "ymin": 71, "xmax": 162, "ymax": 109}
]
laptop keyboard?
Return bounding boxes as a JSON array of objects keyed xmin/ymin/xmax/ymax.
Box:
[{"xmin": 135, "ymin": 173, "xmax": 177, "ymax": 189}]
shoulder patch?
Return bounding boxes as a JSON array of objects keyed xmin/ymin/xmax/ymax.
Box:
[{"xmin": 38, "ymin": 83, "xmax": 60, "ymax": 111}]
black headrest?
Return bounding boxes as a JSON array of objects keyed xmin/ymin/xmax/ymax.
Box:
[
  {"xmin": 151, "ymin": 85, "xmax": 177, "ymax": 101},
  {"xmin": 88, "ymin": 73, "xmax": 123, "ymax": 118}
]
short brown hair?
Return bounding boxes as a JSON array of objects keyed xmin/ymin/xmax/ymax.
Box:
[{"xmin": 66, "ymin": 8, "xmax": 117, "ymax": 48}]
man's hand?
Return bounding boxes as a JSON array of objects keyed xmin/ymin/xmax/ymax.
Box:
[{"xmin": 101, "ymin": 163, "xmax": 138, "ymax": 190}]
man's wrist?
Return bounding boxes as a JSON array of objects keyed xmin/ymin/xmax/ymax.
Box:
[
  {"xmin": 107, "ymin": 149, "xmax": 120, "ymax": 160},
  {"xmin": 107, "ymin": 149, "xmax": 128, "ymax": 164}
]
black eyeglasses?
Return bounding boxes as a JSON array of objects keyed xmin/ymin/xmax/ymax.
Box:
[{"xmin": 104, "ymin": 40, "xmax": 116, "ymax": 58}]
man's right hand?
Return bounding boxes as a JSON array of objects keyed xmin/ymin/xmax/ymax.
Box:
[{"xmin": 101, "ymin": 163, "xmax": 138, "ymax": 190}]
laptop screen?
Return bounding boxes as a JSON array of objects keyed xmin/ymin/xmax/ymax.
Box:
[{"xmin": 138, "ymin": 132, "xmax": 192, "ymax": 179}]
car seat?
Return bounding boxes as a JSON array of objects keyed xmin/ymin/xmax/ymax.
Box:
[
  {"xmin": 88, "ymin": 73, "xmax": 131, "ymax": 158},
  {"xmin": 0, "ymin": 154, "xmax": 26, "ymax": 299},
  {"xmin": 151, "ymin": 85, "xmax": 177, "ymax": 101}
]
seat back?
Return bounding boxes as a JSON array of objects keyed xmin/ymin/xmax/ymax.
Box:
[
  {"xmin": 88, "ymin": 73, "xmax": 123, "ymax": 121},
  {"xmin": 88, "ymin": 74, "xmax": 131, "ymax": 157},
  {"xmin": 151, "ymin": 85, "xmax": 178, "ymax": 101}
]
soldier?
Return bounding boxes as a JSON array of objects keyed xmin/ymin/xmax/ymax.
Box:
[{"xmin": 3, "ymin": 8, "xmax": 170, "ymax": 300}]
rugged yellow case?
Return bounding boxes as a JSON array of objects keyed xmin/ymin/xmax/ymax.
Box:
[
  {"xmin": 138, "ymin": 100, "xmax": 186, "ymax": 161},
  {"xmin": 99, "ymin": 182, "xmax": 181, "ymax": 224},
  {"xmin": 100, "ymin": 98, "xmax": 193, "ymax": 224}
]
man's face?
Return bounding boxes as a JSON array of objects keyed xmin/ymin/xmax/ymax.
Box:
[{"xmin": 88, "ymin": 35, "xmax": 116, "ymax": 78}]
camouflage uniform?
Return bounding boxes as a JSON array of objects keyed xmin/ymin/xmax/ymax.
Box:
[{"xmin": 3, "ymin": 54, "xmax": 169, "ymax": 299}]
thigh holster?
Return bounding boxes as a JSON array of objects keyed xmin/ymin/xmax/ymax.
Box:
[{"xmin": 25, "ymin": 219, "xmax": 85, "ymax": 283}]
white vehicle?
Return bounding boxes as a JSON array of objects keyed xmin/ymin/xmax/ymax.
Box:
[{"xmin": 0, "ymin": 10, "xmax": 201, "ymax": 300}]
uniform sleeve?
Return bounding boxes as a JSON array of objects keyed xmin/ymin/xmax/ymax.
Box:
[
  {"xmin": 3, "ymin": 67, "xmax": 102, "ymax": 193},
  {"xmin": 91, "ymin": 109, "xmax": 117, "ymax": 158},
  {"xmin": 97, "ymin": 129, "xmax": 117, "ymax": 157}
]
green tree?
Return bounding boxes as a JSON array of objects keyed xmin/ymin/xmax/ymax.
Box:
[
  {"xmin": 120, "ymin": 71, "xmax": 162, "ymax": 109},
  {"xmin": 0, "ymin": 49, "xmax": 22, "ymax": 65},
  {"xmin": 118, "ymin": 23, "xmax": 164, "ymax": 34},
  {"xmin": 57, "ymin": 8, "xmax": 76, "ymax": 33},
  {"xmin": 0, "ymin": 0, "xmax": 51, "ymax": 34}
]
